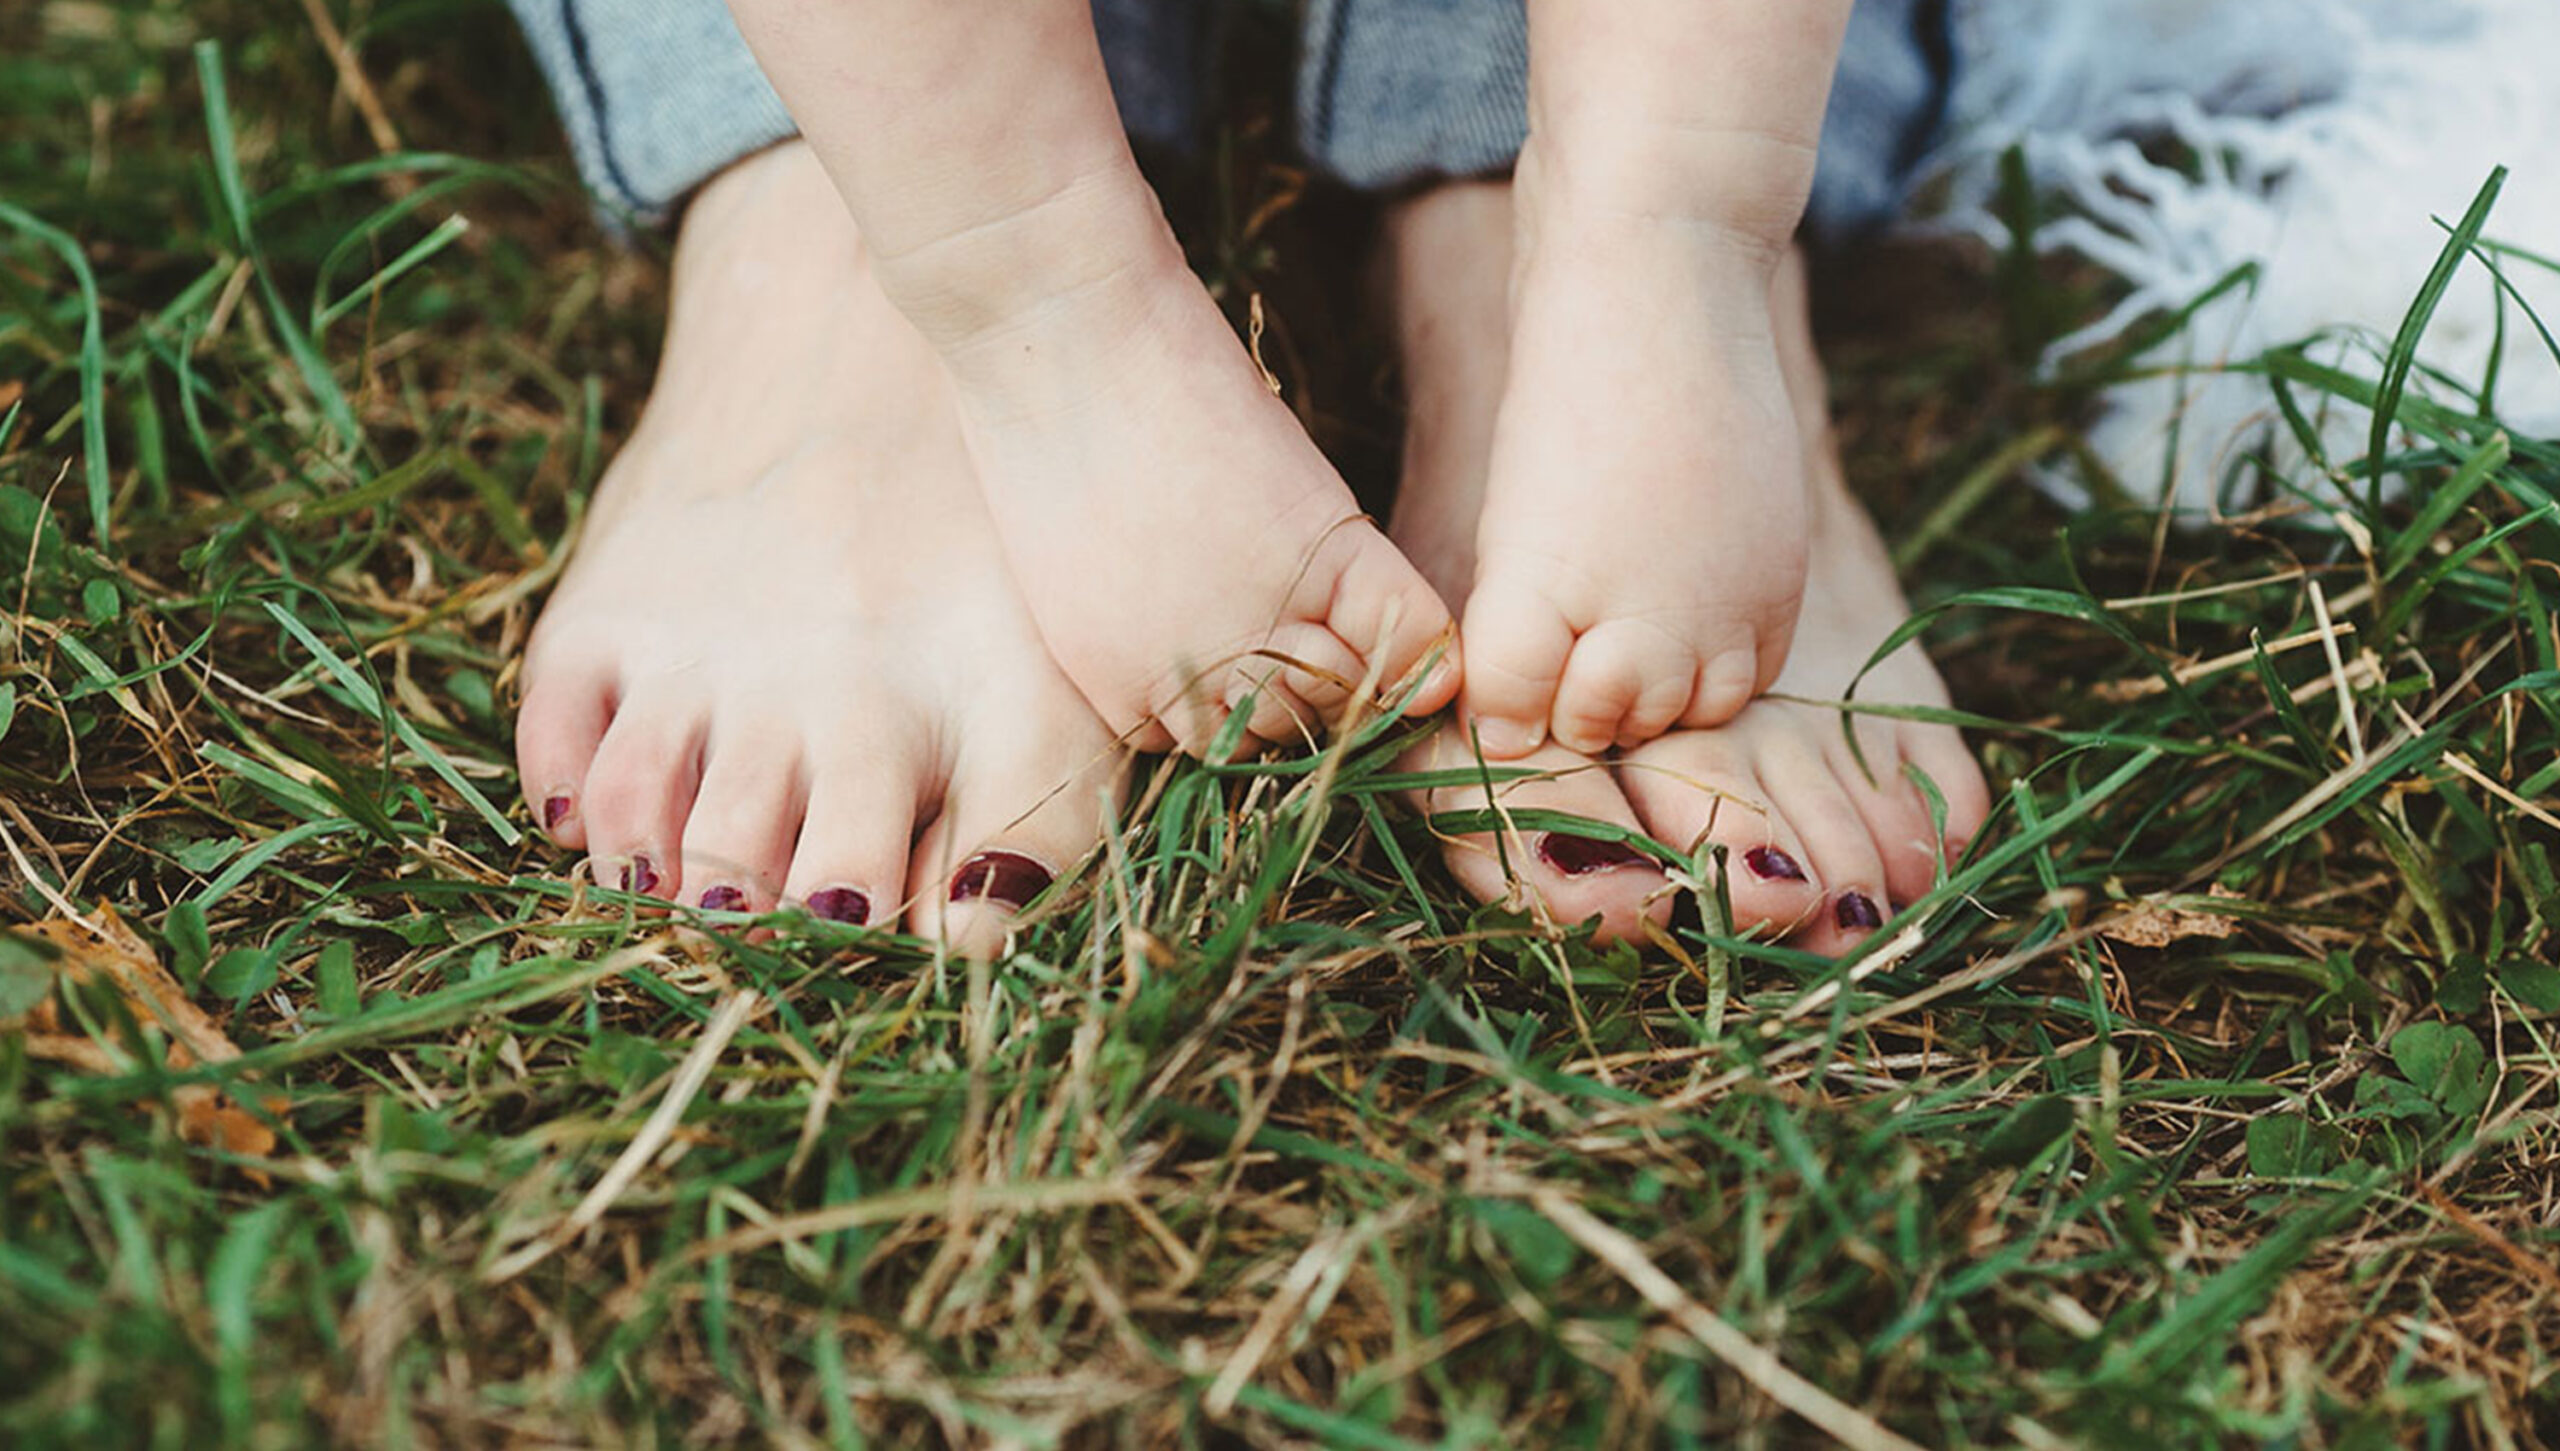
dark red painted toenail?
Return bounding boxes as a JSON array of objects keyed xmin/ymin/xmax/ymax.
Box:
[
  {"xmin": 1745, "ymin": 845, "xmax": 1806, "ymax": 882},
  {"xmin": 620, "ymin": 856, "xmax": 660, "ymax": 896},
  {"xmin": 949, "ymin": 851, "xmax": 1053, "ymax": 908},
  {"xmin": 1535, "ymin": 832, "xmax": 1650, "ymax": 877},
  {"xmin": 807, "ymin": 887, "xmax": 871, "ymax": 925},
  {"xmin": 544, "ymin": 795, "xmax": 572, "ymax": 831},
  {"xmin": 698, "ymin": 885, "xmax": 746, "ymax": 912},
  {"xmin": 1835, "ymin": 891, "xmax": 1884, "ymax": 931}
]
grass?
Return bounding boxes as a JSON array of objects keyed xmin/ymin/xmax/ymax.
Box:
[{"xmin": 4, "ymin": 1, "xmax": 2558, "ymax": 1445}]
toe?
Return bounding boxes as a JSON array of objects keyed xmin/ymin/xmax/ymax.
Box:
[
  {"xmin": 1618, "ymin": 727, "xmax": 1826, "ymax": 937},
  {"xmin": 1458, "ymin": 573, "xmax": 1577, "ymax": 758},
  {"xmin": 577, "ymin": 694, "xmax": 703, "ymax": 899},
  {"xmin": 1685, "ymin": 645, "xmax": 1772, "ymax": 731},
  {"xmin": 676, "ymin": 723, "xmax": 807, "ymax": 912},
  {"xmin": 780, "ymin": 725, "xmax": 929, "ymax": 930},
  {"xmin": 1757, "ymin": 747, "xmax": 1894, "ymax": 957},
  {"xmin": 1224, "ymin": 623, "xmax": 1366, "ymax": 749},
  {"xmin": 1316, "ymin": 525, "xmax": 1460, "ymax": 719},
  {"xmin": 1548, "ymin": 618, "xmax": 1698, "ymax": 756},
  {"xmin": 1825, "ymin": 741, "xmax": 1948, "ymax": 912},
  {"xmin": 906, "ymin": 708, "xmax": 1124, "ymax": 958},
  {"xmin": 1902, "ymin": 728, "xmax": 1994, "ymax": 860},
  {"xmin": 1832, "ymin": 719, "xmax": 1992, "ymax": 908},
  {"xmin": 515, "ymin": 662, "xmax": 614, "ymax": 850},
  {"xmin": 1409, "ymin": 725, "xmax": 1670, "ymax": 946}
]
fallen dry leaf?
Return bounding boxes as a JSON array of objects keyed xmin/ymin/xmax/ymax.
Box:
[
  {"xmin": 2099, "ymin": 883, "xmax": 2247, "ymax": 950},
  {"xmin": 5, "ymin": 906, "xmax": 285, "ymax": 1172}
]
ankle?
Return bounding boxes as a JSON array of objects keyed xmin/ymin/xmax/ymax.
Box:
[
  {"xmin": 1515, "ymin": 127, "xmax": 1807, "ymax": 271},
  {"xmin": 866, "ymin": 157, "xmax": 1186, "ymax": 356}
]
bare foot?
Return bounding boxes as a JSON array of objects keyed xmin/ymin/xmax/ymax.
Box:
[
  {"xmin": 723, "ymin": 0, "xmax": 1457, "ymax": 754},
  {"xmin": 1388, "ymin": 179, "xmax": 1989, "ymax": 951},
  {"xmin": 1456, "ymin": 141, "xmax": 1807, "ymax": 759},
  {"xmin": 513, "ymin": 143, "xmax": 1124, "ymax": 955},
  {"xmin": 935, "ymin": 208, "xmax": 1459, "ymax": 753}
]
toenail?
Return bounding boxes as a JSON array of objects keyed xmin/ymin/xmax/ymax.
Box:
[
  {"xmin": 949, "ymin": 851, "xmax": 1054, "ymax": 909},
  {"xmin": 698, "ymin": 885, "xmax": 746, "ymax": 912},
  {"xmin": 1535, "ymin": 832, "xmax": 1651, "ymax": 878},
  {"xmin": 544, "ymin": 795, "xmax": 572, "ymax": 831},
  {"xmin": 1473, "ymin": 717, "xmax": 1545, "ymax": 758},
  {"xmin": 1745, "ymin": 845, "xmax": 1806, "ymax": 882},
  {"xmin": 1835, "ymin": 891, "xmax": 1884, "ymax": 931},
  {"xmin": 806, "ymin": 887, "xmax": 871, "ymax": 925},
  {"xmin": 620, "ymin": 855, "xmax": 660, "ymax": 896}
]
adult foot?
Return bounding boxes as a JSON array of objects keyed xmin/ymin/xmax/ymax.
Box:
[
  {"xmin": 513, "ymin": 142, "xmax": 1124, "ymax": 955},
  {"xmin": 1454, "ymin": 139, "xmax": 1809, "ymax": 759},
  {"xmin": 1388, "ymin": 180, "xmax": 1990, "ymax": 952},
  {"xmin": 725, "ymin": 0, "xmax": 1457, "ymax": 754}
]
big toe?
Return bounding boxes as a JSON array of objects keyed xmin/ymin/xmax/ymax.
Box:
[
  {"xmin": 1404, "ymin": 722, "xmax": 1669, "ymax": 946},
  {"xmin": 1312, "ymin": 523, "xmax": 1461, "ymax": 722},
  {"xmin": 906, "ymin": 697, "xmax": 1127, "ymax": 959},
  {"xmin": 1456, "ymin": 571, "xmax": 1577, "ymax": 759}
]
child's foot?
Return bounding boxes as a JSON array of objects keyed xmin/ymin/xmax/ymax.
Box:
[
  {"xmin": 512, "ymin": 143, "xmax": 1123, "ymax": 955},
  {"xmin": 723, "ymin": 0, "xmax": 1456, "ymax": 754},
  {"xmin": 1388, "ymin": 180, "xmax": 1989, "ymax": 951},
  {"xmin": 929, "ymin": 192, "xmax": 1458, "ymax": 753},
  {"xmin": 1455, "ymin": 140, "xmax": 1809, "ymax": 759}
]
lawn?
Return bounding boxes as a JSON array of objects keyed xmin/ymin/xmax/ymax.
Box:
[{"xmin": 4, "ymin": 1, "xmax": 2557, "ymax": 1446}]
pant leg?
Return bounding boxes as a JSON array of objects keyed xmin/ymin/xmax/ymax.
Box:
[
  {"xmin": 1295, "ymin": 0, "xmax": 1955, "ymax": 239},
  {"xmin": 505, "ymin": 0, "xmax": 1213, "ymax": 227}
]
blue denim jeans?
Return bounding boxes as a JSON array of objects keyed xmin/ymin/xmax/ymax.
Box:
[{"xmin": 506, "ymin": 0, "xmax": 1950, "ymax": 237}]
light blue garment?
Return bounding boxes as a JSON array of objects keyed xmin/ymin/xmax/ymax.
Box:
[
  {"xmin": 1297, "ymin": 0, "xmax": 1950, "ymax": 238},
  {"xmin": 505, "ymin": 0, "xmax": 1949, "ymax": 237},
  {"xmin": 503, "ymin": 0, "xmax": 1209, "ymax": 224}
]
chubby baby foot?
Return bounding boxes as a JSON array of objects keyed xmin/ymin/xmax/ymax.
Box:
[
  {"xmin": 513, "ymin": 143, "xmax": 1123, "ymax": 956},
  {"xmin": 1387, "ymin": 182, "xmax": 1668, "ymax": 945},
  {"xmin": 1458, "ymin": 144, "xmax": 1810, "ymax": 759},
  {"xmin": 1388, "ymin": 177, "xmax": 1987, "ymax": 954},
  {"xmin": 939, "ymin": 218, "xmax": 1459, "ymax": 755}
]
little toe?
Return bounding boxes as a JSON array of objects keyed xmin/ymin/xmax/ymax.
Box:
[
  {"xmin": 577, "ymin": 696, "xmax": 704, "ymax": 899},
  {"xmin": 1406, "ymin": 723, "xmax": 1670, "ymax": 946},
  {"xmin": 1458, "ymin": 574, "xmax": 1578, "ymax": 758},
  {"xmin": 1618, "ymin": 730, "xmax": 1825, "ymax": 937},
  {"xmin": 676, "ymin": 725, "xmax": 808, "ymax": 912},
  {"xmin": 1548, "ymin": 618, "xmax": 1698, "ymax": 756},
  {"xmin": 781, "ymin": 728, "xmax": 929, "ymax": 930},
  {"xmin": 1902, "ymin": 730, "xmax": 1994, "ymax": 860},
  {"xmin": 515, "ymin": 663, "xmax": 614, "ymax": 849}
]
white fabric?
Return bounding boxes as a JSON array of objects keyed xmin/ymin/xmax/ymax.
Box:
[{"xmin": 1929, "ymin": 0, "xmax": 2560, "ymax": 511}]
